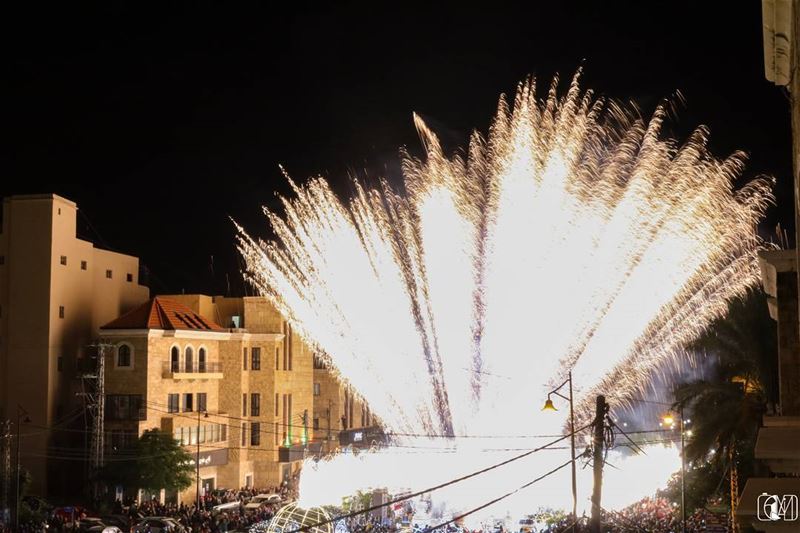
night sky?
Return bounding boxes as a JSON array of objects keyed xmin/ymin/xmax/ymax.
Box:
[{"xmin": 5, "ymin": 2, "xmax": 794, "ymax": 296}]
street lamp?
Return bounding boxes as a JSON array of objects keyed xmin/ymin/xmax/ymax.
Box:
[
  {"xmin": 662, "ymin": 408, "xmax": 687, "ymax": 533},
  {"xmin": 15, "ymin": 405, "xmax": 31, "ymax": 532},
  {"xmin": 196, "ymin": 409, "xmax": 209, "ymax": 509},
  {"xmin": 542, "ymin": 371, "xmax": 577, "ymax": 531}
]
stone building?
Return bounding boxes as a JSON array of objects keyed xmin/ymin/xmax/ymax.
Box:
[
  {"xmin": 101, "ymin": 294, "xmax": 377, "ymax": 504},
  {"xmin": 312, "ymin": 353, "xmax": 379, "ymax": 453},
  {"xmin": 0, "ymin": 194, "xmax": 149, "ymax": 497}
]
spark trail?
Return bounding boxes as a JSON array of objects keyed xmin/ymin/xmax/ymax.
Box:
[{"xmin": 237, "ymin": 74, "xmax": 772, "ymax": 519}]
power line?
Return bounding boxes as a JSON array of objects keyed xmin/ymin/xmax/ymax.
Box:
[
  {"xmin": 608, "ymin": 419, "xmax": 647, "ymax": 456},
  {"xmin": 427, "ymin": 459, "xmax": 575, "ymax": 531},
  {"xmin": 282, "ymin": 423, "xmax": 592, "ymax": 533},
  {"xmin": 143, "ymin": 399, "xmax": 597, "ymax": 444}
]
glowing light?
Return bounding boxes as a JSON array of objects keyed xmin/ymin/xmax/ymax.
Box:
[
  {"xmin": 663, "ymin": 416, "xmax": 675, "ymax": 426},
  {"xmin": 236, "ymin": 73, "xmax": 772, "ymax": 521}
]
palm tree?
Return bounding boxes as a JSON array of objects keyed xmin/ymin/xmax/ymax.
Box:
[{"xmin": 672, "ymin": 288, "xmax": 778, "ymax": 464}]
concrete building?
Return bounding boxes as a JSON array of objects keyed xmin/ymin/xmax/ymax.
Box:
[
  {"xmin": 735, "ymin": 250, "xmax": 800, "ymax": 530},
  {"xmin": 0, "ymin": 194, "xmax": 149, "ymax": 497},
  {"xmin": 313, "ymin": 353, "xmax": 380, "ymax": 453},
  {"xmin": 101, "ymin": 294, "xmax": 345, "ymax": 503},
  {"xmin": 735, "ymin": 4, "xmax": 800, "ymax": 529}
]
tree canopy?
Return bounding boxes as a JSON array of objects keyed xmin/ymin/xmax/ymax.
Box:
[{"xmin": 99, "ymin": 429, "xmax": 194, "ymax": 493}]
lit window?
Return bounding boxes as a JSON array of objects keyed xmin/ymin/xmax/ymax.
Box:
[{"xmin": 60, "ymin": 256, "xmax": 67, "ymax": 266}]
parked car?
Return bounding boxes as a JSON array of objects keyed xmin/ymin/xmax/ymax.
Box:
[
  {"xmin": 518, "ymin": 517, "xmax": 536, "ymax": 533},
  {"xmin": 211, "ymin": 500, "xmax": 242, "ymax": 515},
  {"xmin": 132, "ymin": 517, "xmax": 186, "ymax": 533},
  {"xmin": 100, "ymin": 514, "xmax": 133, "ymax": 532},
  {"xmin": 76, "ymin": 517, "xmax": 121, "ymax": 532},
  {"xmin": 52, "ymin": 505, "xmax": 89, "ymax": 521},
  {"xmin": 244, "ymin": 493, "xmax": 281, "ymax": 513}
]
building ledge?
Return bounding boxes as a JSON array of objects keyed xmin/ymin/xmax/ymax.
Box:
[
  {"xmin": 737, "ymin": 477, "xmax": 800, "ymax": 532},
  {"xmin": 755, "ymin": 427, "xmax": 800, "ymax": 460},
  {"xmin": 169, "ymin": 372, "xmax": 224, "ymax": 380},
  {"xmin": 759, "ymin": 250, "xmax": 796, "ymax": 319},
  {"xmin": 764, "ymin": 415, "xmax": 800, "ymax": 427}
]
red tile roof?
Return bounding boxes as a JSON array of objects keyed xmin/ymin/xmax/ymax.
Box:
[{"xmin": 101, "ymin": 297, "xmax": 224, "ymax": 331}]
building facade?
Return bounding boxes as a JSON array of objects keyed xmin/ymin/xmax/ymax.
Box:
[
  {"xmin": 735, "ymin": 5, "xmax": 800, "ymax": 529},
  {"xmin": 312, "ymin": 354, "xmax": 379, "ymax": 453},
  {"xmin": 0, "ymin": 194, "xmax": 149, "ymax": 497},
  {"xmin": 101, "ymin": 295, "xmax": 358, "ymax": 504}
]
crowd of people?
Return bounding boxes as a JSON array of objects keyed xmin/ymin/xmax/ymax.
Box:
[
  {"xmin": 531, "ymin": 497, "xmax": 728, "ymax": 532},
  {"xmin": 3, "ymin": 476, "xmax": 301, "ymax": 533},
  {"xmin": 3, "ymin": 483, "xmax": 731, "ymax": 533}
]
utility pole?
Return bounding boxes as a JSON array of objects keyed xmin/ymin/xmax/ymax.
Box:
[
  {"xmin": 80, "ymin": 340, "xmax": 109, "ymax": 504},
  {"xmin": 302, "ymin": 409, "xmax": 309, "ymax": 448},
  {"xmin": 680, "ymin": 406, "xmax": 686, "ymax": 533},
  {"xmin": 196, "ymin": 409, "xmax": 201, "ymax": 509},
  {"xmin": 729, "ymin": 441, "xmax": 739, "ymax": 533},
  {"xmin": 327, "ymin": 400, "xmax": 333, "ymax": 450},
  {"xmin": 589, "ymin": 395, "xmax": 607, "ymax": 533},
  {"xmin": 1, "ymin": 419, "xmax": 10, "ymax": 526},
  {"xmin": 14, "ymin": 406, "xmax": 30, "ymax": 532}
]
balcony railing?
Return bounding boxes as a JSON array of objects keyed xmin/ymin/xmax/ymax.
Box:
[{"xmin": 163, "ymin": 361, "xmax": 223, "ymax": 378}]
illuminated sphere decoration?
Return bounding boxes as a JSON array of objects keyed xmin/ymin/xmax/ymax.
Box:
[{"xmin": 261, "ymin": 503, "xmax": 333, "ymax": 533}]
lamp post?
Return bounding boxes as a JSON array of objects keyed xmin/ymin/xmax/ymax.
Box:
[
  {"xmin": 661, "ymin": 409, "xmax": 688, "ymax": 533},
  {"xmin": 542, "ymin": 371, "xmax": 577, "ymax": 532},
  {"xmin": 196, "ymin": 409, "xmax": 209, "ymax": 509},
  {"xmin": 14, "ymin": 406, "xmax": 30, "ymax": 532}
]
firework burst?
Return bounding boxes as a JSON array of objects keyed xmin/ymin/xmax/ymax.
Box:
[{"xmin": 236, "ymin": 73, "xmax": 772, "ymax": 516}]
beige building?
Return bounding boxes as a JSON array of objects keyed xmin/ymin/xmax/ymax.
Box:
[
  {"xmin": 313, "ymin": 354, "xmax": 378, "ymax": 453},
  {"xmin": 0, "ymin": 194, "xmax": 149, "ymax": 497},
  {"xmin": 101, "ymin": 294, "xmax": 337, "ymax": 503}
]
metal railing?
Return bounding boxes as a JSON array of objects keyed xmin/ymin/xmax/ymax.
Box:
[{"xmin": 163, "ymin": 361, "xmax": 222, "ymax": 374}]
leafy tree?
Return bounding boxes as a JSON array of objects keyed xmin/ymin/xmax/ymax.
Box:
[
  {"xmin": 99, "ymin": 429, "xmax": 194, "ymax": 494},
  {"xmin": 666, "ymin": 289, "xmax": 777, "ymax": 510},
  {"xmin": 673, "ymin": 289, "xmax": 777, "ymax": 462}
]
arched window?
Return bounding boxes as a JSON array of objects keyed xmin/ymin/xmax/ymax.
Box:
[
  {"xmin": 117, "ymin": 344, "xmax": 132, "ymax": 368},
  {"xmin": 171, "ymin": 346, "xmax": 180, "ymax": 372},
  {"xmin": 185, "ymin": 346, "xmax": 194, "ymax": 373},
  {"xmin": 198, "ymin": 347, "xmax": 207, "ymax": 373}
]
